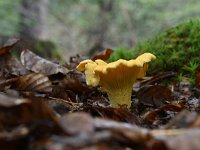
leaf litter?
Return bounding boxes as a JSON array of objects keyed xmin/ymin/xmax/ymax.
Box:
[{"xmin": 0, "ymin": 38, "xmax": 200, "ymax": 149}]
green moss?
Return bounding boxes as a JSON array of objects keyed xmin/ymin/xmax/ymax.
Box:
[
  {"xmin": 33, "ymin": 40, "xmax": 63, "ymax": 60},
  {"xmin": 109, "ymin": 20, "xmax": 200, "ymax": 77}
]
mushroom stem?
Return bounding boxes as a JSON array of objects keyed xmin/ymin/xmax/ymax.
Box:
[{"xmin": 107, "ymin": 86, "xmax": 133, "ymax": 108}]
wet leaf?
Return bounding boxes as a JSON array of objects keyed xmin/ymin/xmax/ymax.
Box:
[
  {"xmin": 21, "ymin": 49, "xmax": 69, "ymax": 75},
  {"xmin": 91, "ymin": 48, "xmax": 113, "ymax": 61},
  {"xmin": 137, "ymin": 85, "xmax": 174, "ymax": 107},
  {"xmin": 13, "ymin": 73, "xmax": 52, "ymax": 93}
]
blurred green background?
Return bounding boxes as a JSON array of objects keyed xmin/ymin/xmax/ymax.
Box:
[{"xmin": 1, "ymin": 0, "xmax": 200, "ymax": 58}]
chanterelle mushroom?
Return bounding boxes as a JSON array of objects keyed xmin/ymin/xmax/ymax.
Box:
[{"xmin": 76, "ymin": 53, "xmax": 156, "ymax": 109}]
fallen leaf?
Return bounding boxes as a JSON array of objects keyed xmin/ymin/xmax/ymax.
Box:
[
  {"xmin": 3, "ymin": 55, "xmax": 28, "ymax": 76},
  {"xmin": 21, "ymin": 49, "xmax": 69, "ymax": 75},
  {"xmin": 91, "ymin": 48, "xmax": 113, "ymax": 61},
  {"xmin": 58, "ymin": 112, "xmax": 95, "ymax": 135},
  {"xmin": 195, "ymin": 69, "xmax": 200, "ymax": 88},
  {"xmin": 143, "ymin": 104, "xmax": 184, "ymax": 125},
  {"xmin": 165, "ymin": 110, "xmax": 198, "ymax": 129},
  {"xmin": 84, "ymin": 106, "xmax": 140, "ymax": 125},
  {"xmin": 0, "ymin": 93, "xmax": 29, "ymax": 108},
  {"xmin": 0, "ymin": 40, "xmax": 27, "ymax": 76},
  {"xmin": 94, "ymin": 118, "xmax": 151, "ymax": 144},
  {"xmin": 13, "ymin": 73, "xmax": 52, "ymax": 93},
  {"xmin": 63, "ymin": 70, "xmax": 95, "ymax": 95},
  {"xmin": 137, "ymin": 85, "xmax": 174, "ymax": 107},
  {"xmin": 140, "ymin": 72, "xmax": 176, "ymax": 86},
  {"xmin": 156, "ymin": 129, "xmax": 200, "ymax": 150},
  {"xmin": 0, "ymin": 78, "xmax": 17, "ymax": 91},
  {"xmin": 66, "ymin": 54, "xmax": 88, "ymax": 70},
  {"xmin": 0, "ymin": 38, "xmax": 19, "ymax": 56},
  {"xmin": 0, "ymin": 126, "xmax": 29, "ymax": 150}
]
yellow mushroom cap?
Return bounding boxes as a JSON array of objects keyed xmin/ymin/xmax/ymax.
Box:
[
  {"xmin": 76, "ymin": 53, "xmax": 156, "ymax": 108},
  {"xmin": 76, "ymin": 59, "xmax": 100, "ymax": 86}
]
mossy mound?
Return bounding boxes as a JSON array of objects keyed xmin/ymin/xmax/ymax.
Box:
[
  {"xmin": 109, "ymin": 20, "xmax": 200, "ymax": 75},
  {"xmin": 33, "ymin": 40, "xmax": 63, "ymax": 60}
]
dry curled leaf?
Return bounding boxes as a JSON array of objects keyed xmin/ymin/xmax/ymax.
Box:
[
  {"xmin": 91, "ymin": 48, "xmax": 113, "ymax": 61},
  {"xmin": 13, "ymin": 73, "xmax": 52, "ymax": 93},
  {"xmin": 0, "ymin": 39, "xmax": 27, "ymax": 76},
  {"xmin": 0, "ymin": 38, "xmax": 19, "ymax": 56},
  {"xmin": 21, "ymin": 49, "xmax": 69, "ymax": 75},
  {"xmin": 1, "ymin": 55, "xmax": 28, "ymax": 76}
]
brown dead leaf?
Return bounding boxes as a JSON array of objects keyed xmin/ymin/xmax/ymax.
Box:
[
  {"xmin": 13, "ymin": 73, "xmax": 52, "ymax": 93},
  {"xmin": 164, "ymin": 110, "xmax": 198, "ymax": 129},
  {"xmin": 0, "ymin": 93, "xmax": 29, "ymax": 108},
  {"xmin": 63, "ymin": 70, "xmax": 95, "ymax": 95},
  {"xmin": 195, "ymin": 69, "xmax": 200, "ymax": 88},
  {"xmin": 0, "ymin": 38, "xmax": 19, "ymax": 56},
  {"xmin": 140, "ymin": 72, "xmax": 176, "ymax": 86},
  {"xmin": 84, "ymin": 106, "xmax": 140, "ymax": 125},
  {"xmin": 0, "ymin": 38, "xmax": 27, "ymax": 76},
  {"xmin": 0, "ymin": 93, "xmax": 62, "ymax": 131},
  {"xmin": 94, "ymin": 118, "xmax": 151, "ymax": 145},
  {"xmin": 66, "ymin": 54, "xmax": 88, "ymax": 70},
  {"xmin": 91, "ymin": 48, "xmax": 113, "ymax": 61},
  {"xmin": 156, "ymin": 129, "xmax": 200, "ymax": 150},
  {"xmin": 0, "ymin": 78, "xmax": 18, "ymax": 91},
  {"xmin": 137, "ymin": 85, "xmax": 174, "ymax": 107},
  {"xmin": 21, "ymin": 49, "xmax": 69, "ymax": 75},
  {"xmin": 0, "ymin": 51, "xmax": 27, "ymax": 76},
  {"xmin": 45, "ymin": 131, "xmax": 113, "ymax": 150},
  {"xmin": 58, "ymin": 112, "xmax": 95, "ymax": 135},
  {"xmin": 190, "ymin": 114, "xmax": 200, "ymax": 127},
  {"xmin": 0, "ymin": 126, "xmax": 29, "ymax": 150},
  {"xmin": 51, "ymin": 86, "xmax": 76, "ymax": 101},
  {"xmin": 143, "ymin": 104, "xmax": 184, "ymax": 125},
  {"xmin": 0, "ymin": 94, "xmax": 63, "ymax": 149}
]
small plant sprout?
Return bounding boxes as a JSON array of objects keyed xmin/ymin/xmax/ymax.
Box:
[{"xmin": 76, "ymin": 53, "xmax": 156, "ymax": 109}]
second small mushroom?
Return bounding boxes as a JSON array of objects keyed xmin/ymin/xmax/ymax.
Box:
[{"xmin": 76, "ymin": 53, "xmax": 156, "ymax": 109}]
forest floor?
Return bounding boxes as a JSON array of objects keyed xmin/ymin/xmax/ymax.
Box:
[{"xmin": 0, "ymin": 38, "xmax": 200, "ymax": 150}]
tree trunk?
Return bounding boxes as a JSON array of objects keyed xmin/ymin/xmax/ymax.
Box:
[
  {"xmin": 87, "ymin": 0, "xmax": 114, "ymax": 56},
  {"xmin": 19, "ymin": 0, "xmax": 49, "ymax": 41}
]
